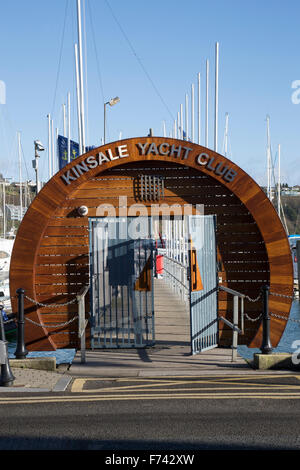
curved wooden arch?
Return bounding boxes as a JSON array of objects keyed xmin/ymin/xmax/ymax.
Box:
[{"xmin": 10, "ymin": 137, "xmax": 293, "ymax": 350}]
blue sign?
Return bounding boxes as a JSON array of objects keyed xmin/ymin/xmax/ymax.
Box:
[
  {"xmin": 57, "ymin": 135, "xmax": 79, "ymax": 170},
  {"xmin": 57, "ymin": 135, "xmax": 95, "ymax": 170}
]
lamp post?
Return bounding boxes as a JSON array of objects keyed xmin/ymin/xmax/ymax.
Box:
[
  {"xmin": 104, "ymin": 96, "xmax": 120, "ymax": 144},
  {"xmin": 33, "ymin": 140, "xmax": 45, "ymax": 194}
]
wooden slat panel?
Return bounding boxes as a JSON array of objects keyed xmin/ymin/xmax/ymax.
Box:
[
  {"xmin": 35, "ymin": 284, "xmax": 86, "ymax": 294},
  {"xmin": 62, "ymin": 194, "xmax": 239, "ymax": 207},
  {"xmin": 217, "ymin": 223, "xmax": 259, "ymax": 234},
  {"xmin": 224, "ymin": 272, "xmax": 269, "ymax": 280},
  {"xmin": 220, "ymin": 252, "xmax": 268, "ymax": 262},
  {"xmin": 36, "ymin": 254, "xmax": 89, "ymax": 265},
  {"xmin": 48, "ymin": 218, "xmax": 89, "ymax": 227},
  {"xmin": 218, "ymin": 300, "xmax": 263, "ymax": 311},
  {"xmin": 38, "ymin": 246, "xmax": 89, "ymax": 255},
  {"xmin": 40, "ymin": 237, "xmax": 89, "ymax": 246},
  {"xmin": 224, "ymin": 262, "xmax": 269, "ymax": 270},
  {"xmin": 35, "ymin": 274, "xmax": 89, "ymax": 284},
  {"xmin": 218, "ymin": 233, "xmax": 263, "ymax": 243},
  {"xmin": 74, "ymin": 185, "xmax": 233, "ymax": 198},
  {"xmin": 205, "ymin": 205, "xmax": 248, "ymax": 215},
  {"xmin": 44, "ymin": 226, "xmax": 89, "ymax": 236},
  {"xmin": 216, "ymin": 214, "xmax": 254, "ymax": 224}
]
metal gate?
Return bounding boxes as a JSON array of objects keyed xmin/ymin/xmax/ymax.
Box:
[
  {"xmin": 189, "ymin": 215, "xmax": 218, "ymax": 354},
  {"xmin": 89, "ymin": 217, "xmax": 154, "ymax": 348}
]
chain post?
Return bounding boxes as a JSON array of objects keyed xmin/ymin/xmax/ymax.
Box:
[
  {"xmin": 260, "ymin": 285, "xmax": 273, "ymax": 355},
  {"xmin": 15, "ymin": 288, "xmax": 28, "ymax": 360}
]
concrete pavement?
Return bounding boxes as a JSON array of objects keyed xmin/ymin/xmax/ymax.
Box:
[{"xmin": 1, "ymin": 345, "xmax": 299, "ymax": 393}]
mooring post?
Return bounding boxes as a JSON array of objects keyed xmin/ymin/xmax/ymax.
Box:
[
  {"xmin": 15, "ymin": 288, "xmax": 28, "ymax": 360},
  {"xmin": 0, "ymin": 305, "xmax": 15, "ymax": 386},
  {"xmin": 260, "ymin": 285, "xmax": 273, "ymax": 354}
]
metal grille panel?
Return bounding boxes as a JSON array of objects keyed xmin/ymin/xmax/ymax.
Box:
[
  {"xmin": 90, "ymin": 217, "xmax": 154, "ymax": 348},
  {"xmin": 189, "ymin": 215, "xmax": 218, "ymax": 354}
]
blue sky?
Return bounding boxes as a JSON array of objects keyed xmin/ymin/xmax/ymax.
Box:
[{"xmin": 0, "ymin": 0, "xmax": 300, "ymax": 186}]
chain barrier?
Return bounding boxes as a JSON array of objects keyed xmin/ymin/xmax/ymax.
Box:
[
  {"xmin": 244, "ymin": 312, "xmax": 262, "ymax": 322},
  {"xmin": 269, "ymin": 291, "xmax": 294, "ymax": 300},
  {"xmin": 24, "ymin": 295, "xmax": 77, "ymax": 308},
  {"xmin": 245, "ymin": 293, "xmax": 262, "ymax": 303},
  {"xmin": 22, "ymin": 294, "xmax": 79, "ymax": 328},
  {"xmin": 237, "ymin": 290, "xmax": 296, "ymax": 323},
  {"xmin": 269, "ymin": 311, "xmax": 300, "ymax": 323},
  {"xmin": 25, "ymin": 315, "xmax": 79, "ymax": 329}
]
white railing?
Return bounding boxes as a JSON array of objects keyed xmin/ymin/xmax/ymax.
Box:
[{"xmin": 163, "ymin": 255, "xmax": 189, "ymax": 304}]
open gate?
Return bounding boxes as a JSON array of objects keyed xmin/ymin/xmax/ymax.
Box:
[
  {"xmin": 158, "ymin": 215, "xmax": 218, "ymax": 354},
  {"xmin": 188, "ymin": 215, "xmax": 218, "ymax": 354},
  {"xmin": 89, "ymin": 215, "xmax": 218, "ymax": 354},
  {"xmin": 89, "ymin": 217, "xmax": 154, "ymax": 348}
]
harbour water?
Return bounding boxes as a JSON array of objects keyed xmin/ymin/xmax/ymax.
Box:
[{"xmin": 238, "ymin": 299, "xmax": 300, "ymax": 360}]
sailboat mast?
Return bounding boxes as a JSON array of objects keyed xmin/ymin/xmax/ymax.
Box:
[
  {"xmin": 205, "ymin": 59, "xmax": 209, "ymax": 147},
  {"xmin": 266, "ymin": 115, "xmax": 271, "ymax": 200},
  {"xmin": 18, "ymin": 131, "xmax": 22, "ymax": 220},
  {"xmin": 67, "ymin": 92, "xmax": 71, "ymax": 163},
  {"xmin": 63, "ymin": 104, "xmax": 66, "ymax": 136},
  {"xmin": 214, "ymin": 42, "xmax": 219, "ymax": 152},
  {"xmin": 191, "ymin": 83, "xmax": 195, "ymax": 143},
  {"xmin": 77, "ymin": 0, "xmax": 86, "ymax": 154},
  {"xmin": 185, "ymin": 93, "xmax": 188, "ymax": 140},
  {"xmin": 224, "ymin": 112, "xmax": 229, "ymax": 157},
  {"xmin": 180, "ymin": 104, "xmax": 183, "ymax": 139},
  {"xmin": 2, "ymin": 182, "xmax": 6, "ymax": 239},
  {"xmin": 197, "ymin": 72, "xmax": 201, "ymax": 145},
  {"xmin": 47, "ymin": 114, "xmax": 52, "ymax": 178},
  {"xmin": 75, "ymin": 43, "xmax": 83, "ymax": 154},
  {"xmin": 51, "ymin": 119, "xmax": 55, "ymax": 175},
  {"xmin": 278, "ymin": 143, "xmax": 281, "ymax": 215}
]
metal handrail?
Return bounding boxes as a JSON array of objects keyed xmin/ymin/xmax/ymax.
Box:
[
  {"xmin": 163, "ymin": 255, "xmax": 189, "ymax": 304},
  {"xmin": 219, "ymin": 285, "xmax": 245, "ymax": 298},
  {"xmin": 219, "ymin": 285, "xmax": 245, "ymax": 362},
  {"xmin": 76, "ymin": 285, "xmax": 89, "ymax": 364}
]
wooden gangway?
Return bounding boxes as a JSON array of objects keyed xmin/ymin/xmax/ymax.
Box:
[{"xmin": 153, "ymin": 279, "xmax": 190, "ymax": 346}]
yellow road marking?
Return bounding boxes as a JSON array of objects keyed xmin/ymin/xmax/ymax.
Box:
[
  {"xmin": 71, "ymin": 378, "xmax": 88, "ymax": 393},
  {"xmin": 73, "ymin": 385, "xmax": 300, "ymax": 393},
  {"xmin": 1, "ymin": 391, "xmax": 300, "ymax": 405},
  {"xmin": 71, "ymin": 375, "xmax": 300, "ymax": 393}
]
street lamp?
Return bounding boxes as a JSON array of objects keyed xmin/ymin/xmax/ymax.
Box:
[
  {"xmin": 32, "ymin": 140, "xmax": 45, "ymax": 194},
  {"xmin": 104, "ymin": 96, "xmax": 120, "ymax": 144}
]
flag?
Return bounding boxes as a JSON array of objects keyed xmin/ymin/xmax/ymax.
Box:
[{"xmin": 57, "ymin": 135, "xmax": 95, "ymax": 170}]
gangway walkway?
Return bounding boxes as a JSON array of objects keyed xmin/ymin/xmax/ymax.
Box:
[
  {"xmin": 154, "ymin": 279, "xmax": 190, "ymax": 346},
  {"xmin": 70, "ymin": 279, "xmax": 248, "ymax": 378}
]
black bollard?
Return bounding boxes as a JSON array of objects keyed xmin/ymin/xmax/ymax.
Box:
[
  {"xmin": 15, "ymin": 288, "xmax": 28, "ymax": 360},
  {"xmin": 260, "ymin": 285, "xmax": 273, "ymax": 354},
  {"xmin": 0, "ymin": 305, "xmax": 15, "ymax": 386}
]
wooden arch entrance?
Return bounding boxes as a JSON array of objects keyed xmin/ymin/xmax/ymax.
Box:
[{"xmin": 9, "ymin": 137, "xmax": 293, "ymax": 351}]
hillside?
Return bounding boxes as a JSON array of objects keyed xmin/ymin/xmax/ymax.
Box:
[{"xmin": 281, "ymin": 195, "xmax": 300, "ymax": 235}]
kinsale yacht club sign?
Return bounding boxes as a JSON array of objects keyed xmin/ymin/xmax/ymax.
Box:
[{"xmin": 60, "ymin": 138, "xmax": 238, "ymax": 186}]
